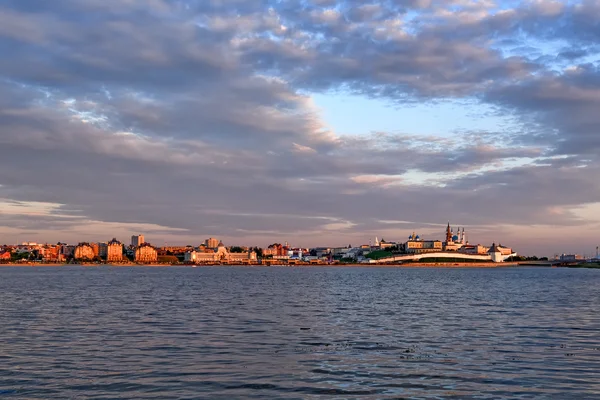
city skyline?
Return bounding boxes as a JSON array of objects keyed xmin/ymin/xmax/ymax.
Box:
[
  {"xmin": 0, "ymin": 222, "xmax": 578, "ymax": 259},
  {"xmin": 1, "ymin": 1, "xmax": 600, "ymax": 256}
]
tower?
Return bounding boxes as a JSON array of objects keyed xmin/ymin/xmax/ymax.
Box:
[
  {"xmin": 131, "ymin": 235, "xmax": 145, "ymax": 247},
  {"xmin": 446, "ymin": 222, "xmax": 452, "ymax": 243},
  {"xmin": 489, "ymin": 243, "xmax": 502, "ymax": 263}
]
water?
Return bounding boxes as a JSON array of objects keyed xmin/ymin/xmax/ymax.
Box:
[{"xmin": 0, "ymin": 266, "xmax": 599, "ymax": 399}]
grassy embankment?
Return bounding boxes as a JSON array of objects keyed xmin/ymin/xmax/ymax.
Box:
[
  {"xmin": 364, "ymin": 250, "xmax": 394, "ymax": 260},
  {"xmin": 568, "ymin": 263, "xmax": 600, "ymax": 269}
]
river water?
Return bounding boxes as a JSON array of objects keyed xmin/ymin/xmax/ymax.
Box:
[{"xmin": 0, "ymin": 266, "xmax": 599, "ymax": 399}]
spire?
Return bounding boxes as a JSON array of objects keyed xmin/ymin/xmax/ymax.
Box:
[{"xmin": 446, "ymin": 221, "xmax": 452, "ymax": 243}]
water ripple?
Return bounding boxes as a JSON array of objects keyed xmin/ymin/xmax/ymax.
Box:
[{"xmin": 1, "ymin": 266, "xmax": 599, "ymax": 399}]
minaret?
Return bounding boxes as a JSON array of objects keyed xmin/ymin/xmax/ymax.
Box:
[{"xmin": 462, "ymin": 228, "xmax": 466, "ymax": 245}]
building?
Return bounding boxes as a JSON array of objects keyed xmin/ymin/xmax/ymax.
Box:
[
  {"xmin": 98, "ymin": 242, "xmax": 108, "ymax": 258},
  {"xmin": 135, "ymin": 243, "xmax": 157, "ymax": 263},
  {"xmin": 60, "ymin": 244, "xmax": 76, "ymax": 258},
  {"xmin": 288, "ymin": 248, "xmax": 308, "ymax": 259},
  {"xmin": 40, "ymin": 245, "xmax": 60, "ymax": 262},
  {"xmin": 185, "ymin": 242, "xmax": 257, "ymax": 263},
  {"xmin": 312, "ymin": 247, "xmax": 332, "ymax": 257},
  {"xmin": 459, "ymin": 244, "xmax": 489, "ymax": 255},
  {"xmin": 0, "ymin": 251, "xmax": 11, "ymax": 262},
  {"xmin": 74, "ymin": 243, "xmax": 95, "ymax": 260},
  {"xmin": 107, "ymin": 238, "xmax": 123, "ymax": 262},
  {"xmin": 229, "ymin": 250, "xmax": 258, "ymax": 263},
  {"xmin": 559, "ymin": 254, "xmax": 583, "ymax": 262},
  {"xmin": 405, "ymin": 232, "xmax": 443, "ymax": 254},
  {"xmin": 496, "ymin": 244, "xmax": 513, "ymax": 256},
  {"xmin": 90, "ymin": 243, "xmax": 100, "ymax": 257},
  {"xmin": 205, "ymin": 238, "xmax": 220, "ymax": 248},
  {"xmin": 378, "ymin": 239, "xmax": 396, "ymax": 249},
  {"xmin": 131, "ymin": 235, "xmax": 145, "ymax": 247},
  {"xmin": 263, "ymin": 243, "xmax": 289, "ymax": 257}
]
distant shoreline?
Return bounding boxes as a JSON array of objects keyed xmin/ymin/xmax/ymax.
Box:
[{"xmin": 0, "ymin": 262, "xmax": 520, "ymax": 268}]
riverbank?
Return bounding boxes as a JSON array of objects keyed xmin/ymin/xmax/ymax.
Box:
[{"xmin": 1, "ymin": 262, "xmax": 519, "ymax": 268}]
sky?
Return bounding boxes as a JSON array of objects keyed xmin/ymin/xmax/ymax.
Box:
[{"xmin": 1, "ymin": 0, "xmax": 600, "ymax": 257}]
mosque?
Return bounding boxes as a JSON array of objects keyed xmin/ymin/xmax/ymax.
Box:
[{"xmin": 444, "ymin": 222, "xmax": 467, "ymax": 251}]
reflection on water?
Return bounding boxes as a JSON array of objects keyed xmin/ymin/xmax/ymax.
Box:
[{"xmin": 1, "ymin": 266, "xmax": 599, "ymax": 399}]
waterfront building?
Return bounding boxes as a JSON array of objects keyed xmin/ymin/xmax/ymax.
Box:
[
  {"xmin": 74, "ymin": 243, "xmax": 95, "ymax": 260},
  {"xmin": 0, "ymin": 251, "xmax": 11, "ymax": 261},
  {"xmin": 40, "ymin": 245, "xmax": 60, "ymax": 262},
  {"xmin": 488, "ymin": 243, "xmax": 508, "ymax": 263},
  {"xmin": 107, "ymin": 238, "xmax": 123, "ymax": 262},
  {"xmin": 135, "ymin": 243, "xmax": 157, "ymax": 263},
  {"xmin": 131, "ymin": 235, "xmax": 145, "ymax": 247},
  {"xmin": 405, "ymin": 233, "xmax": 443, "ymax": 254},
  {"xmin": 60, "ymin": 244, "xmax": 76, "ymax": 258},
  {"xmin": 288, "ymin": 248, "xmax": 308, "ymax": 259},
  {"xmin": 264, "ymin": 243, "xmax": 290, "ymax": 257},
  {"xmin": 98, "ymin": 242, "xmax": 108, "ymax": 258},
  {"xmin": 263, "ymin": 246, "xmax": 278, "ymax": 257},
  {"xmin": 496, "ymin": 244, "xmax": 513, "ymax": 256},
  {"xmin": 185, "ymin": 242, "xmax": 257, "ymax": 263},
  {"xmin": 313, "ymin": 247, "xmax": 332, "ymax": 257},
  {"xmin": 205, "ymin": 238, "xmax": 220, "ymax": 249},
  {"xmin": 559, "ymin": 254, "xmax": 584, "ymax": 262}
]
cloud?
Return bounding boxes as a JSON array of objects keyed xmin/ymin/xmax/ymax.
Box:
[{"xmin": 0, "ymin": 0, "xmax": 599, "ymax": 255}]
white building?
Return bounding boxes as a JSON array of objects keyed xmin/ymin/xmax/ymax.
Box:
[{"xmin": 185, "ymin": 243, "xmax": 257, "ymax": 263}]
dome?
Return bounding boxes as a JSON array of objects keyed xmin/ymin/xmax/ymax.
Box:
[
  {"xmin": 452, "ymin": 235, "xmax": 459, "ymax": 241},
  {"xmin": 415, "ymin": 235, "xmax": 420, "ymax": 240},
  {"xmin": 408, "ymin": 235, "xmax": 412, "ymax": 239}
]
